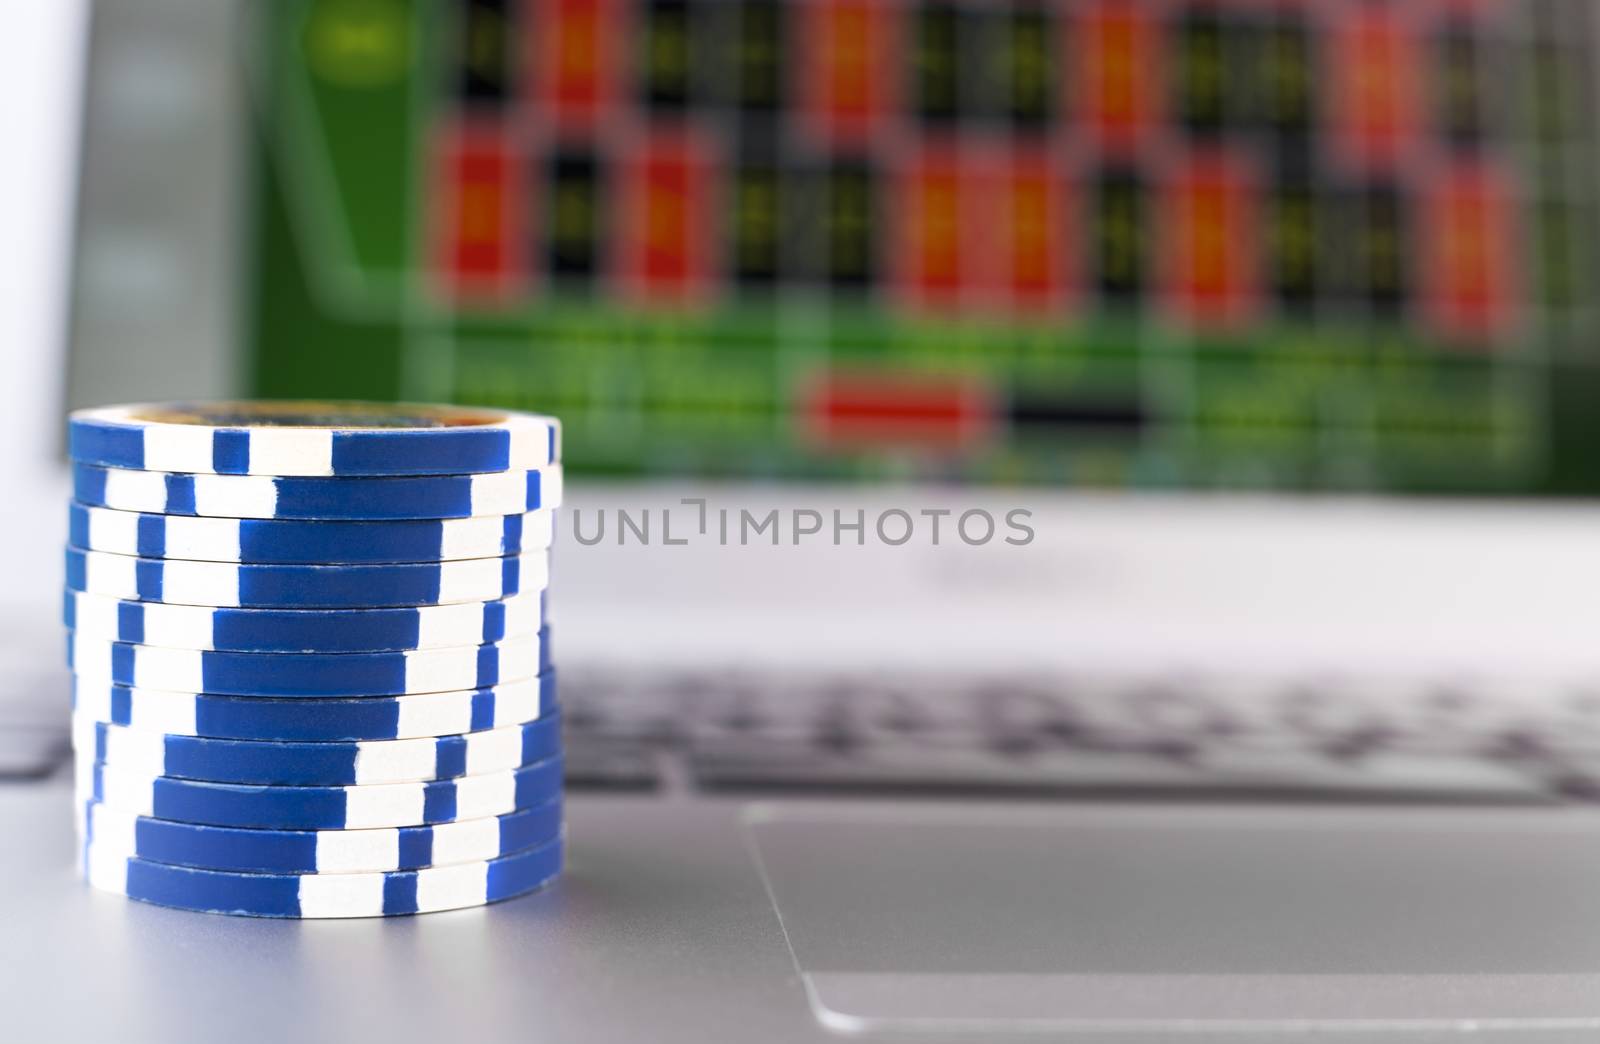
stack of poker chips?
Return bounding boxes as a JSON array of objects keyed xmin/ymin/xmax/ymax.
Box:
[{"xmin": 63, "ymin": 402, "xmax": 564, "ymax": 918}]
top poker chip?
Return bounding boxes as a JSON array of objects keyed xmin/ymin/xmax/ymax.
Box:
[{"xmin": 69, "ymin": 401, "xmax": 561, "ymax": 477}]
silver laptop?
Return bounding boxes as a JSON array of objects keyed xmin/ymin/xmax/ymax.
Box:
[{"xmin": 9, "ymin": 1, "xmax": 1600, "ymax": 1039}]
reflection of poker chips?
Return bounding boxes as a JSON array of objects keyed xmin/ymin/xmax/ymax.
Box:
[
  {"xmin": 65, "ymin": 589, "xmax": 545, "ymax": 653},
  {"xmin": 73, "ymin": 672, "xmax": 557, "ymax": 742},
  {"xmin": 69, "ymin": 402, "xmax": 560, "ymax": 476},
  {"xmin": 67, "ymin": 630, "xmax": 549, "ymax": 697},
  {"xmin": 73, "ymin": 462, "xmax": 563, "ymax": 520},
  {"xmin": 69, "ymin": 503, "xmax": 553, "ymax": 564},
  {"xmin": 79, "ymin": 797, "xmax": 564, "ymax": 874},
  {"xmin": 67, "ymin": 400, "xmax": 564, "ymax": 918},
  {"xmin": 66, "ymin": 547, "xmax": 548, "ymax": 608},
  {"xmin": 79, "ymin": 754, "xmax": 565, "ymax": 830},
  {"xmin": 83, "ymin": 834, "xmax": 564, "ymax": 918},
  {"xmin": 75, "ymin": 711, "xmax": 562, "ymax": 786}
]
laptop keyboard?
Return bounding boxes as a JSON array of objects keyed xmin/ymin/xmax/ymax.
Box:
[
  {"xmin": 6, "ymin": 669, "xmax": 1595, "ymax": 801},
  {"xmin": 561, "ymin": 668, "xmax": 1600, "ymax": 802}
]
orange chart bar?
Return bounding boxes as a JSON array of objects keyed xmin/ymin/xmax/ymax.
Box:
[{"xmin": 432, "ymin": 124, "xmax": 522, "ymax": 299}]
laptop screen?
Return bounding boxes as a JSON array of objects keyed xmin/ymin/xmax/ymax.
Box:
[{"xmin": 244, "ymin": 0, "xmax": 1600, "ymax": 493}]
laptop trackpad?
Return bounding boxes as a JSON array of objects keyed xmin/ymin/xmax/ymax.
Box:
[{"xmin": 746, "ymin": 803, "xmax": 1600, "ymax": 1034}]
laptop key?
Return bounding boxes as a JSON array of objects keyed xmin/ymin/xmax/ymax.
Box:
[
  {"xmin": 689, "ymin": 735, "xmax": 1219, "ymax": 792},
  {"xmin": 0, "ymin": 723, "xmax": 70, "ymax": 781},
  {"xmin": 563, "ymin": 734, "xmax": 661, "ymax": 790},
  {"xmin": 1195, "ymin": 745, "xmax": 1552, "ymax": 801}
]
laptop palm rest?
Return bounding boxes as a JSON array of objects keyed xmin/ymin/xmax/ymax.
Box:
[{"xmin": 746, "ymin": 803, "xmax": 1600, "ymax": 1034}]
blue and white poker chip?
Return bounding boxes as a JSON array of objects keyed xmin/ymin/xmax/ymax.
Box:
[
  {"xmin": 80, "ymin": 753, "xmax": 565, "ymax": 830},
  {"xmin": 68, "ymin": 630, "xmax": 548, "ymax": 697},
  {"xmin": 83, "ymin": 832, "xmax": 563, "ymax": 918},
  {"xmin": 66, "ymin": 547, "xmax": 547, "ymax": 609},
  {"xmin": 75, "ymin": 711, "xmax": 563, "ymax": 785},
  {"xmin": 73, "ymin": 671, "xmax": 556, "ymax": 742},
  {"xmin": 65, "ymin": 588, "xmax": 544, "ymax": 653},
  {"xmin": 73, "ymin": 462, "xmax": 562, "ymax": 520},
  {"xmin": 70, "ymin": 502, "xmax": 553, "ymax": 564},
  {"xmin": 69, "ymin": 402, "xmax": 560, "ymax": 477},
  {"xmin": 66, "ymin": 400, "xmax": 569, "ymax": 918},
  {"xmin": 79, "ymin": 796, "xmax": 563, "ymax": 874}
]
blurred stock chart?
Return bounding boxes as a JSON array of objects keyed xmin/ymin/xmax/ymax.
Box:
[{"xmin": 248, "ymin": 0, "xmax": 1600, "ymax": 490}]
